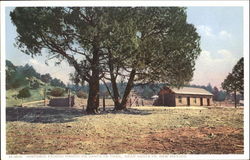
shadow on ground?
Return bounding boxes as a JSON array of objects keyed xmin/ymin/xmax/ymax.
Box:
[
  {"xmin": 6, "ymin": 107, "xmax": 85, "ymax": 123},
  {"xmin": 6, "ymin": 106, "xmax": 151, "ymax": 123},
  {"xmin": 102, "ymin": 108, "xmax": 152, "ymax": 115}
]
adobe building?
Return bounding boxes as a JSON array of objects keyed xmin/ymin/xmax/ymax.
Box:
[{"xmin": 153, "ymin": 86, "xmax": 213, "ymax": 106}]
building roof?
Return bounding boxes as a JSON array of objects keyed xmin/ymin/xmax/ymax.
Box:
[
  {"xmin": 151, "ymin": 95, "xmax": 159, "ymax": 99},
  {"xmin": 170, "ymin": 87, "xmax": 213, "ymax": 96}
]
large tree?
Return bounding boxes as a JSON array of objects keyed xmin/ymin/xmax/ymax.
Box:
[
  {"xmin": 11, "ymin": 7, "xmax": 201, "ymax": 112},
  {"xmin": 222, "ymin": 57, "xmax": 244, "ymax": 108},
  {"xmin": 101, "ymin": 7, "xmax": 201, "ymax": 110},
  {"xmin": 10, "ymin": 7, "xmax": 117, "ymax": 113}
]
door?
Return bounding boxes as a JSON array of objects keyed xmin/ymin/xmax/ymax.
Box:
[
  {"xmin": 207, "ymin": 98, "xmax": 210, "ymax": 106},
  {"xmin": 187, "ymin": 97, "xmax": 190, "ymax": 106},
  {"xmin": 200, "ymin": 97, "xmax": 203, "ymax": 106}
]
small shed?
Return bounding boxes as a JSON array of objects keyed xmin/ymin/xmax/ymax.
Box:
[
  {"xmin": 153, "ymin": 86, "xmax": 213, "ymax": 107},
  {"xmin": 48, "ymin": 96, "xmax": 75, "ymax": 107}
]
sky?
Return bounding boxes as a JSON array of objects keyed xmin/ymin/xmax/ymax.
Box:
[
  {"xmin": 5, "ymin": 7, "xmax": 243, "ymax": 88},
  {"xmin": 187, "ymin": 7, "xmax": 243, "ymax": 88}
]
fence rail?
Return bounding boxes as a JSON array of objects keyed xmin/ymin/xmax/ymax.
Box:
[{"xmin": 21, "ymin": 99, "xmax": 48, "ymax": 106}]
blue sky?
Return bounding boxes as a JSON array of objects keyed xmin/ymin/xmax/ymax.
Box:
[
  {"xmin": 187, "ymin": 7, "xmax": 243, "ymax": 88},
  {"xmin": 5, "ymin": 7, "xmax": 243, "ymax": 88}
]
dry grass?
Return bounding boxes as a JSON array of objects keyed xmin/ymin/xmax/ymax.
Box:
[
  {"xmin": 6, "ymin": 106, "xmax": 244, "ymax": 154},
  {"xmin": 74, "ymin": 98, "xmax": 115, "ymax": 108}
]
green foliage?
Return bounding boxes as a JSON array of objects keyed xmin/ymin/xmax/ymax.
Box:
[
  {"xmin": 6, "ymin": 60, "xmax": 66, "ymax": 90},
  {"xmin": 6, "ymin": 60, "xmax": 25, "ymax": 89},
  {"xmin": 30, "ymin": 81, "xmax": 40, "ymax": 89},
  {"xmin": 10, "ymin": 7, "xmax": 201, "ymax": 111},
  {"xmin": 128, "ymin": 8, "xmax": 200, "ymax": 86},
  {"xmin": 6, "ymin": 60, "xmax": 39, "ymax": 89},
  {"xmin": 27, "ymin": 77, "xmax": 45, "ymax": 89},
  {"xmin": 222, "ymin": 58, "xmax": 244, "ymax": 107},
  {"xmin": 222, "ymin": 58, "xmax": 244, "ymax": 94},
  {"xmin": 17, "ymin": 87, "xmax": 31, "ymax": 99},
  {"xmin": 212, "ymin": 86, "xmax": 220, "ymax": 101},
  {"xmin": 6, "ymin": 60, "xmax": 16, "ymax": 78},
  {"xmin": 100, "ymin": 7, "xmax": 201, "ymax": 109},
  {"xmin": 41, "ymin": 73, "xmax": 52, "ymax": 83},
  {"xmin": 49, "ymin": 87, "xmax": 65, "ymax": 97},
  {"xmin": 76, "ymin": 90, "xmax": 88, "ymax": 98},
  {"xmin": 51, "ymin": 78, "xmax": 66, "ymax": 88}
]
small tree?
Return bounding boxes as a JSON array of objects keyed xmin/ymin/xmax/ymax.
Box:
[
  {"xmin": 76, "ymin": 91, "xmax": 88, "ymax": 98},
  {"xmin": 41, "ymin": 73, "xmax": 52, "ymax": 83},
  {"xmin": 212, "ymin": 86, "xmax": 219, "ymax": 101},
  {"xmin": 17, "ymin": 87, "xmax": 31, "ymax": 105},
  {"xmin": 17, "ymin": 87, "xmax": 31, "ymax": 99},
  {"xmin": 50, "ymin": 88, "xmax": 65, "ymax": 97},
  {"xmin": 50, "ymin": 78, "xmax": 66, "ymax": 88},
  {"xmin": 222, "ymin": 57, "xmax": 244, "ymax": 108}
]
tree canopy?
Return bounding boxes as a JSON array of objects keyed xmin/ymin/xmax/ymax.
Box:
[
  {"xmin": 101, "ymin": 7, "xmax": 201, "ymax": 109},
  {"xmin": 11, "ymin": 7, "xmax": 201, "ymax": 113},
  {"xmin": 222, "ymin": 57, "xmax": 244, "ymax": 107}
]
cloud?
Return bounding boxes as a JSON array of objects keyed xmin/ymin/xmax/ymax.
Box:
[
  {"xmin": 191, "ymin": 49, "xmax": 238, "ymax": 88},
  {"xmin": 197, "ymin": 25, "xmax": 232, "ymax": 40},
  {"xmin": 197, "ymin": 25, "xmax": 214, "ymax": 37},
  {"xmin": 217, "ymin": 49, "xmax": 233, "ymax": 59},
  {"xmin": 28, "ymin": 59, "xmax": 74, "ymax": 84},
  {"xmin": 219, "ymin": 30, "xmax": 232, "ymax": 39}
]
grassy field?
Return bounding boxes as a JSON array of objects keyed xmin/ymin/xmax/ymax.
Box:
[
  {"xmin": 6, "ymin": 88, "xmax": 45, "ymax": 107},
  {"xmin": 6, "ymin": 106, "xmax": 243, "ymax": 154}
]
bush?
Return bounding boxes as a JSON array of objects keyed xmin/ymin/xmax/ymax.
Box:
[
  {"xmin": 30, "ymin": 81, "xmax": 40, "ymax": 89},
  {"xmin": 17, "ymin": 87, "xmax": 31, "ymax": 99},
  {"xmin": 50, "ymin": 88, "xmax": 65, "ymax": 97},
  {"xmin": 76, "ymin": 90, "xmax": 88, "ymax": 98}
]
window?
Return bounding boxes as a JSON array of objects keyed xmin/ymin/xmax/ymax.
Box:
[
  {"xmin": 178, "ymin": 96, "xmax": 182, "ymax": 103},
  {"xmin": 194, "ymin": 97, "xmax": 197, "ymax": 104}
]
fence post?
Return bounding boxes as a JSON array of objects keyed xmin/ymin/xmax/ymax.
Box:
[
  {"xmin": 44, "ymin": 88, "xmax": 47, "ymax": 106},
  {"xmin": 68, "ymin": 89, "xmax": 71, "ymax": 107},
  {"xmin": 103, "ymin": 95, "xmax": 105, "ymax": 111}
]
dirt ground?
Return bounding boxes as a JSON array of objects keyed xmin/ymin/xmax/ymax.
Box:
[{"xmin": 6, "ymin": 106, "xmax": 244, "ymax": 154}]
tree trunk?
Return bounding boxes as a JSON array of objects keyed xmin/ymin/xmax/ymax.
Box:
[
  {"xmin": 86, "ymin": 45, "xmax": 100, "ymax": 114},
  {"xmin": 114, "ymin": 69, "xmax": 136, "ymax": 110},
  {"xmin": 234, "ymin": 90, "xmax": 237, "ymax": 108},
  {"xmin": 108, "ymin": 52, "xmax": 120, "ymax": 107},
  {"xmin": 110, "ymin": 70, "xmax": 120, "ymax": 107},
  {"xmin": 86, "ymin": 79, "xmax": 99, "ymax": 114},
  {"xmin": 103, "ymin": 95, "xmax": 105, "ymax": 111},
  {"xmin": 106, "ymin": 51, "xmax": 136, "ymax": 111}
]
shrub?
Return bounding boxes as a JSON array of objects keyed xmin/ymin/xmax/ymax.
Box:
[
  {"xmin": 50, "ymin": 87, "xmax": 65, "ymax": 97},
  {"xmin": 76, "ymin": 90, "xmax": 88, "ymax": 98},
  {"xmin": 30, "ymin": 81, "xmax": 40, "ymax": 89},
  {"xmin": 17, "ymin": 87, "xmax": 31, "ymax": 99}
]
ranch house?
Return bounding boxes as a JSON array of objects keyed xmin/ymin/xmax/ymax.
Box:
[{"xmin": 153, "ymin": 86, "xmax": 213, "ymax": 106}]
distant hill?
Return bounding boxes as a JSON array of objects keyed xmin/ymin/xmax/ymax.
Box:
[
  {"xmin": 6, "ymin": 60, "xmax": 67, "ymax": 106},
  {"xmin": 6, "ymin": 60, "xmax": 66, "ymax": 90}
]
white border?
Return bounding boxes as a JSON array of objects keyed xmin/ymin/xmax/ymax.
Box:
[
  {"xmin": 1, "ymin": 2, "xmax": 7, "ymax": 159},
  {"xmin": 0, "ymin": 0, "xmax": 249, "ymax": 7},
  {"xmin": 1, "ymin": 1, "xmax": 249, "ymax": 160},
  {"xmin": 243, "ymin": 2, "xmax": 249, "ymax": 157}
]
